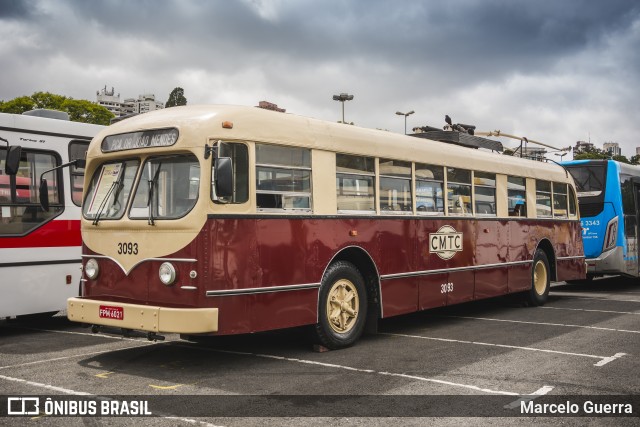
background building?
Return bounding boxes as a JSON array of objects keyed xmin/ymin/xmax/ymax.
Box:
[
  {"xmin": 95, "ymin": 86, "xmax": 164, "ymax": 117},
  {"xmin": 603, "ymin": 142, "xmax": 621, "ymax": 156},
  {"xmin": 573, "ymin": 140, "xmax": 595, "ymax": 154}
]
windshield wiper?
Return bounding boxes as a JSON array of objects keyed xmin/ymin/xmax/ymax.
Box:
[
  {"xmin": 147, "ymin": 162, "xmax": 163, "ymax": 225},
  {"xmin": 92, "ymin": 179, "xmax": 122, "ymax": 226}
]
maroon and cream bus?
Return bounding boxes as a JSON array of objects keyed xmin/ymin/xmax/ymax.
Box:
[{"xmin": 66, "ymin": 105, "xmax": 586, "ymax": 349}]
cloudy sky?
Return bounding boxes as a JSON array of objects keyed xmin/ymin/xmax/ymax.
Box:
[{"xmin": 1, "ymin": 0, "xmax": 639, "ymax": 156}]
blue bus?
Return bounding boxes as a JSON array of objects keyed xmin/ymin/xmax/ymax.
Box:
[{"xmin": 563, "ymin": 159, "xmax": 640, "ymax": 279}]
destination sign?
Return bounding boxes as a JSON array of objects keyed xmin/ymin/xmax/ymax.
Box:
[{"xmin": 101, "ymin": 128, "xmax": 179, "ymax": 152}]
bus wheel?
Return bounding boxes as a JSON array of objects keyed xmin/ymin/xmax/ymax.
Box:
[
  {"xmin": 314, "ymin": 261, "xmax": 367, "ymax": 350},
  {"xmin": 528, "ymin": 250, "xmax": 550, "ymax": 306}
]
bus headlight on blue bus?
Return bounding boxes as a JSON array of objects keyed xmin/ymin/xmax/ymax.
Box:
[
  {"xmin": 85, "ymin": 258, "xmax": 100, "ymax": 280},
  {"xmin": 603, "ymin": 217, "xmax": 618, "ymax": 252},
  {"xmin": 159, "ymin": 262, "xmax": 177, "ymax": 286}
]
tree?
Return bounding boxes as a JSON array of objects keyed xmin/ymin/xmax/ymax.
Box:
[
  {"xmin": 165, "ymin": 87, "xmax": 187, "ymax": 108},
  {"xmin": 0, "ymin": 92, "xmax": 113, "ymax": 125},
  {"xmin": 630, "ymin": 154, "xmax": 640, "ymax": 165},
  {"xmin": 0, "ymin": 96, "xmax": 36, "ymax": 114},
  {"xmin": 612, "ymin": 154, "xmax": 630, "ymax": 164},
  {"xmin": 62, "ymin": 99, "xmax": 114, "ymax": 125}
]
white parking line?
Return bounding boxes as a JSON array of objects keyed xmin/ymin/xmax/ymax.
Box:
[
  {"xmin": 0, "ymin": 342, "xmax": 159, "ymax": 370},
  {"xmin": 440, "ymin": 315, "xmax": 640, "ymax": 334},
  {"xmin": 540, "ymin": 306, "xmax": 640, "ymax": 315},
  {"xmin": 551, "ymin": 292, "xmax": 640, "ymax": 302},
  {"xmin": 383, "ymin": 333, "xmax": 626, "ymax": 367},
  {"xmin": 504, "ymin": 386, "xmax": 555, "ymax": 409},
  {"xmin": 0, "ymin": 373, "xmax": 223, "ymax": 427},
  {"xmin": 189, "ymin": 345, "xmax": 545, "ymax": 396}
]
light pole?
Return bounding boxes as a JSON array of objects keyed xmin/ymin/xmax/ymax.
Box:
[
  {"xmin": 332, "ymin": 93, "xmax": 354, "ymax": 124},
  {"xmin": 555, "ymin": 152, "xmax": 568, "ymax": 161},
  {"xmin": 396, "ymin": 110, "xmax": 414, "ymax": 134}
]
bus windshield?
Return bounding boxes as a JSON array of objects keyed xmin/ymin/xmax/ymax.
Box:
[
  {"xmin": 83, "ymin": 154, "xmax": 200, "ymax": 221},
  {"xmin": 566, "ymin": 164, "xmax": 606, "ymax": 197}
]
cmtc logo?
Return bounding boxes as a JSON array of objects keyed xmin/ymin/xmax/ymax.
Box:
[{"xmin": 429, "ymin": 225, "xmax": 463, "ymax": 260}]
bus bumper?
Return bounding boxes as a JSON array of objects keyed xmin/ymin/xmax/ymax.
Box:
[
  {"xmin": 67, "ymin": 297, "xmax": 218, "ymax": 334},
  {"xmin": 586, "ymin": 246, "xmax": 625, "ymax": 275}
]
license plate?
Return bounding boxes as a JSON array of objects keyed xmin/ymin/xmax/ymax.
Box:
[{"xmin": 99, "ymin": 305, "xmax": 124, "ymax": 320}]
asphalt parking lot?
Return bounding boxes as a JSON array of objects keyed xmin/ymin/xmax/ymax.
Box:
[{"xmin": 1, "ymin": 276, "xmax": 638, "ymax": 426}]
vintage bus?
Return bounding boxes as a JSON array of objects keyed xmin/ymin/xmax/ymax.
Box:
[
  {"xmin": 0, "ymin": 110, "xmax": 103, "ymax": 318},
  {"xmin": 563, "ymin": 159, "xmax": 640, "ymax": 278},
  {"xmin": 65, "ymin": 105, "xmax": 585, "ymax": 348}
]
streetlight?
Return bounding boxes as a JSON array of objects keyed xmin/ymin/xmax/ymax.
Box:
[
  {"xmin": 332, "ymin": 93, "xmax": 354, "ymax": 124},
  {"xmin": 396, "ymin": 110, "xmax": 415, "ymax": 134},
  {"xmin": 554, "ymin": 152, "xmax": 568, "ymax": 161}
]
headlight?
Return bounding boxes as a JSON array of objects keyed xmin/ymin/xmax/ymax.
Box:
[
  {"xmin": 159, "ymin": 262, "xmax": 176, "ymax": 286},
  {"xmin": 85, "ymin": 258, "xmax": 99, "ymax": 280}
]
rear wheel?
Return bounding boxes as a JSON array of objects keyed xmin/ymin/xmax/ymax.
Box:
[
  {"xmin": 527, "ymin": 249, "xmax": 550, "ymax": 306},
  {"xmin": 314, "ymin": 261, "xmax": 367, "ymax": 349}
]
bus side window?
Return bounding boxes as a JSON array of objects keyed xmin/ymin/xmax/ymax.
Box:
[
  {"xmin": 553, "ymin": 182, "xmax": 568, "ymax": 218},
  {"xmin": 336, "ymin": 154, "xmax": 375, "ymax": 213},
  {"xmin": 213, "ymin": 142, "xmax": 249, "ymax": 204},
  {"xmin": 508, "ymin": 176, "xmax": 526, "ymax": 217},
  {"xmin": 474, "ymin": 171, "xmax": 496, "ymax": 216},
  {"xmin": 379, "ymin": 158, "xmax": 411, "ymax": 212},
  {"xmin": 255, "ymin": 144, "xmax": 311, "ymax": 211},
  {"xmin": 447, "ymin": 167, "xmax": 472, "ymax": 216},
  {"xmin": 536, "ymin": 180, "xmax": 552, "ymax": 218},
  {"xmin": 415, "ymin": 163, "xmax": 444, "ymax": 215},
  {"xmin": 568, "ymin": 185, "xmax": 577, "ymax": 217}
]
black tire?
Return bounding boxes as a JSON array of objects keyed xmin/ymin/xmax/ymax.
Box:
[
  {"xmin": 314, "ymin": 261, "xmax": 367, "ymax": 349},
  {"xmin": 527, "ymin": 249, "xmax": 551, "ymax": 306}
]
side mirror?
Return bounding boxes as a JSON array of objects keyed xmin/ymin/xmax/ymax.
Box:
[
  {"xmin": 74, "ymin": 158, "xmax": 86, "ymax": 169},
  {"xmin": 39, "ymin": 178, "xmax": 50, "ymax": 212},
  {"xmin": 214, "ymin": 157, "xmax": 233, "ymax": 198},
  {"xmin": 4, "ymin": 146, "xmax": 22, "ymax": 175}
]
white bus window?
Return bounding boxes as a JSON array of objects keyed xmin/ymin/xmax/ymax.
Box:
[
  {"xmin": 336, "ymin": 154, "xmax": 375, "ymax": 212},
  {"xmin": 416, "ymin": 163, "xmax": 444, "ymax": 215},
  {"xmin": 447, "ymin": 167, "xmax": 472, "ymax": 216},
  {"xmin": 69, "ymin": 141, "xmax": 89, "ymax": 206},
  {"xmin": 508, "ymin": 176, "xmax": 527, "ymax": 217},
  {"xmin": 379, "ymin": 159, "xmax": 411, "ymax": 213},
  {"xmin": 256, "ymin": 144, "xmax": 311, "ymax": 211},
  {"xmin": 474, "ymin": 171, "xmax": 496, "ymax": 216},
  {"xmin": 0, "ymin": 148, "xmax": 63, "ymax": 235},
  {"xmin": 536, "ymin": 180, "xmax": 552, "ymax": 218}
]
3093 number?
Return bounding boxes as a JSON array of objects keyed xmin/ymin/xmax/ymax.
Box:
[
  {"xmin": 440, "ymin": 282, "xmax": 454, "ymax": 294},
  {"xmin": 117, "ymin": 242, "xmax": 138, "ymax": 255}
]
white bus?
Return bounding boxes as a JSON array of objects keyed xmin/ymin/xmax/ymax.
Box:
[{"xmin": 0, "ymin": 110, "xmax": 103, "ymax": 318}]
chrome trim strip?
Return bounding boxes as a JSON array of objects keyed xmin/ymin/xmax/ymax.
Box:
[
  {"xmin": 556, "ymin": 255, "xmax": 586, "ymax": 260},
  {"xmin": 380, "ymin": 260, "xmax": 533, "ymax": 280},
  {"xmin": 180, "ymin": 286, "xmax": 197, "ymax": 290},
  {"xmin": 82, "ymin": 255, "xmax": 197, "ymax": 276},
  {"xmin": 207, "ymin": 282, "xmax": 321, "ymax": 297}
]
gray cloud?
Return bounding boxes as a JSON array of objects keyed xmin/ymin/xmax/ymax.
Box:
[{"xmin": 1, "ymin": 0, "xmax": 639, "ymax": 155}]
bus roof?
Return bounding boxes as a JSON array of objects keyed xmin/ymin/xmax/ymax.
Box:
[
  {"xmin": 0, "ymin": 112, "xmax": 104, "ymax": 139},
  {"xmin": 92, "ymin": 104, "xmax": 574, "ymax": 183}
]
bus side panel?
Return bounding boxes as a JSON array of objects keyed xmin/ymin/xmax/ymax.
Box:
[
  {"xmin": 376, "ymin": 218, "xmax": 418, "ymax": 318},
  {"xmin": 474, "ymin": 220, "xmax": 508, "ymax": 299},
  {"xmin": 508, "ymin": 221, "xmax": 533, "ymax": 292},
  {"xmin": 418, "ymin": 273, "xmax": 447, "ymax": 310},
  {"xmin": 555, "ymin": 221, "xmax": 587, "ymax": 281}
]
